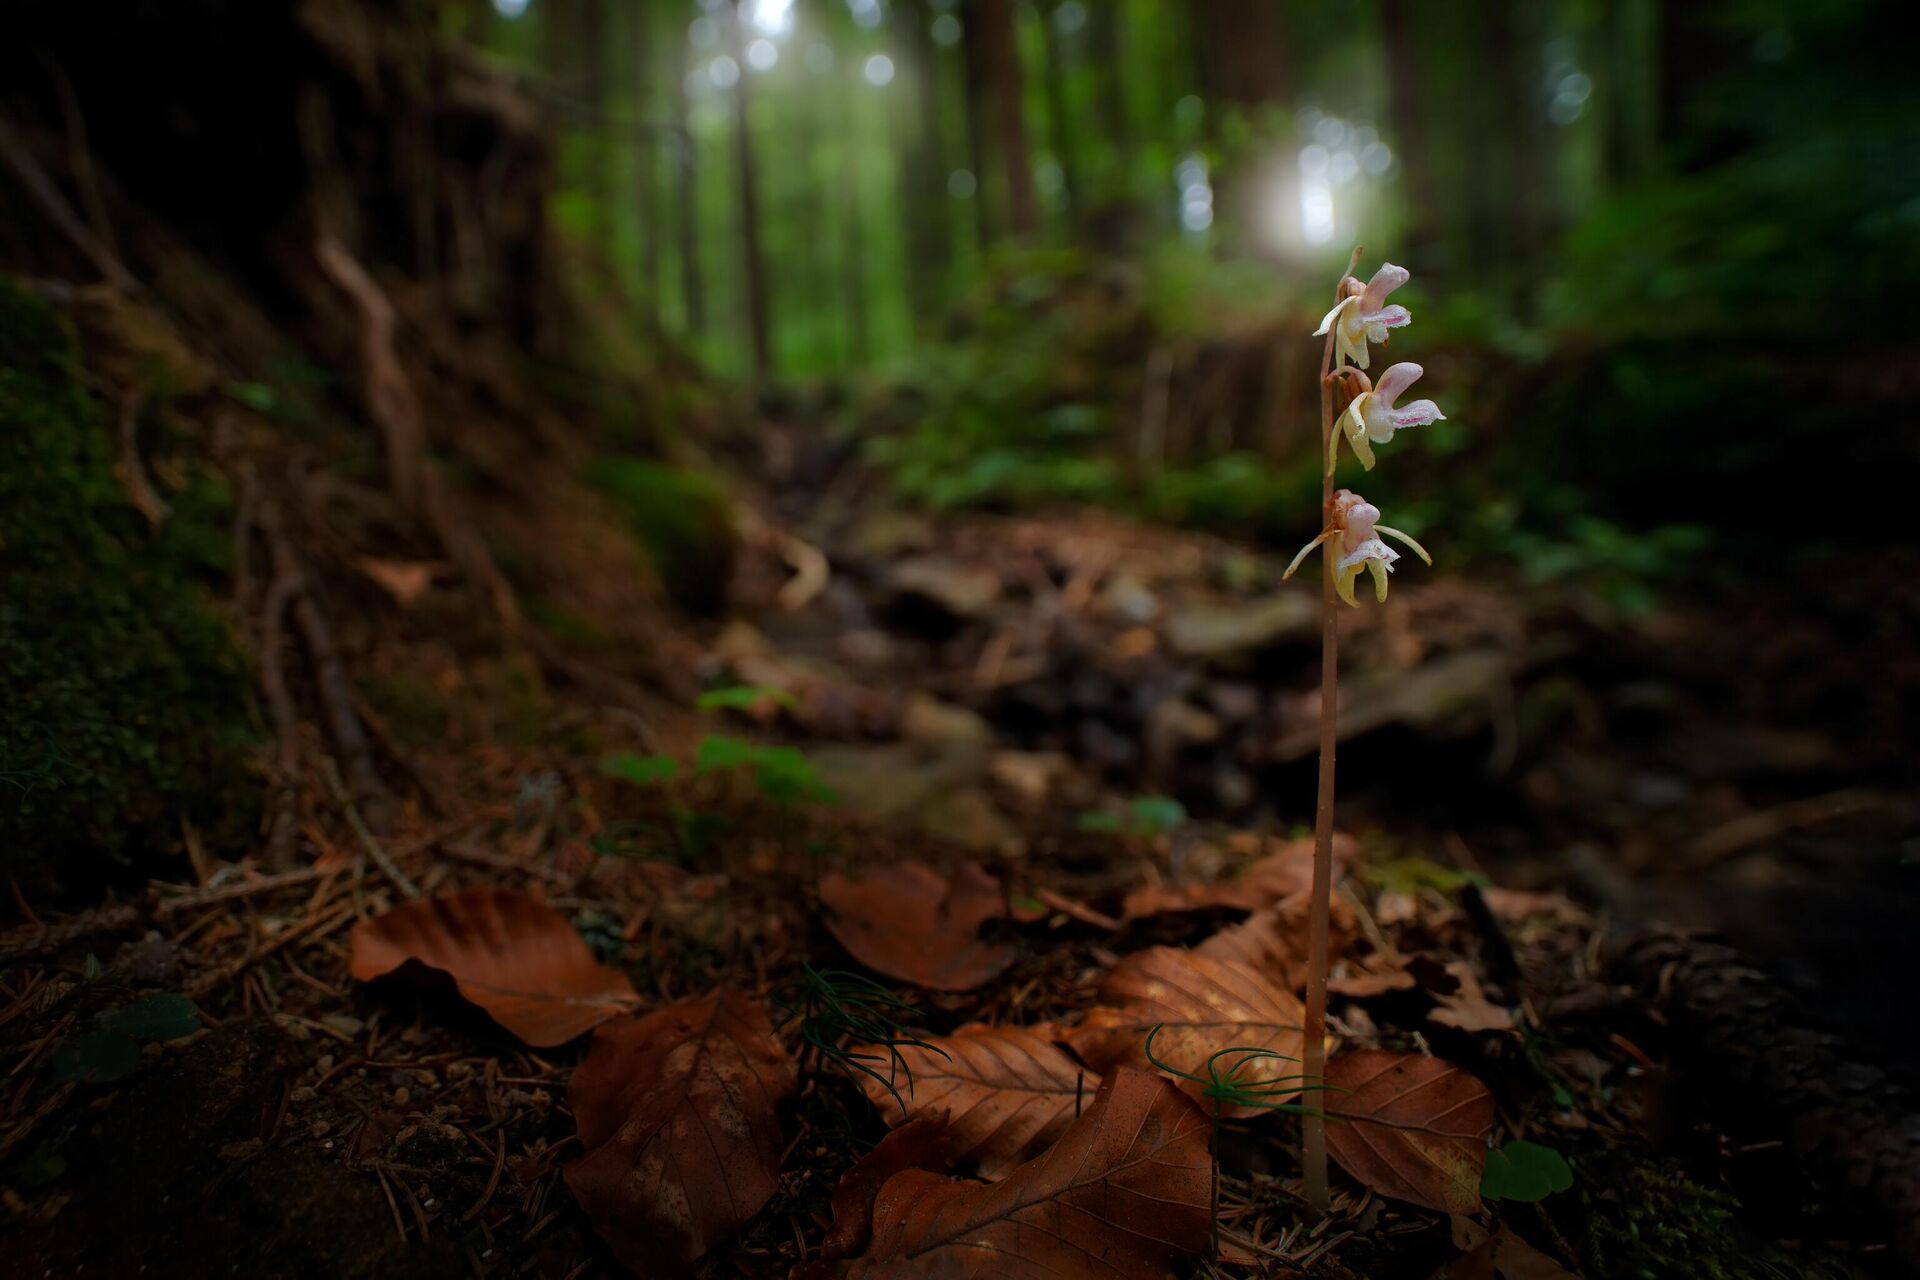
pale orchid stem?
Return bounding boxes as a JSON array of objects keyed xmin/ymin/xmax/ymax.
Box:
[
  {"xmin": 1376, "ymin": 525, "xmax": 1432, "ymax": 565},
  {"xmin": 1303, "ymin": 245, "xmax": 1360, "ymax": 1216}
]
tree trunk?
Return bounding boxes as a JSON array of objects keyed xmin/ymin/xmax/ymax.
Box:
[
  {"xmin": 1040, "ymin": 1, "xmax": 1080, "ymax": 231},
  {"xmin": 673, "ymin": 38, "xmax": 704, "ymax": 337},
  {"xmin": 838, "ymin": 70, "xmax": 870, "ymax": 366},
  {"xmin": 725, "ymin": 0, "xmax": 772, "ymax": 378},
  {"xmin": 896, "ymin": 0, "xmax": 953, "ymax": 324},
  {"xmin": 1088, "ymin": 0, "xmax": 1132, "ymax": 242},
  {"xmin": 960, "ymin": 0, "xmax": 1000, "ymax": 248},
  {"xmin": 632, "ymin": 1, "xmax": 661, "ymax": 319},
  {"xmin": 982, "ymin": 0, "xmax": 1038, "ymax": 239},
  {"xmin": 1381, "ymin": 0, "xmax": 1439, "ymax": 260}
]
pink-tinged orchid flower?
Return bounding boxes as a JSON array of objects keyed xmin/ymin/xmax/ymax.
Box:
[
  {"xmin": 1282, "ymin": 489, "xmax": 1432, "ymax": 606},
  {"xmin": 1333, "ymin": 361, "xmax": 1446, "ymax": 472},
  {"xmin": 1313, "ymin": 262, "xmax": 1411, "ymax": 370}
]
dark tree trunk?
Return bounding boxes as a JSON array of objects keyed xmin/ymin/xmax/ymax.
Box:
[
  {"xmin": 672, "ymin": 40, "xmax": 704, "ymax": 338},
  {"xmin": 981, "ymin": 0, "xmax": 1038, "ymax": 239},
  {"xmin": 959, "ymin": 0, "xmax": 1000, "ymax": 247},
  {"xmin": 725, "ymin": 0, "xmax": 772, "ymax": 377},
  {"xmin": 1381, "ymin": 0, "xmax": 1439, "ymax": 260},
  {"xmin": 896, "ymin": 0, "xmax": 953, "ymax": 323},
  {"xmin": 838, "ymin": 72, "xmax": 870, "ymax": 365},
  {"xmin": 1040, "ymin": 1, "xmax": 1080, "ymax": 231}
]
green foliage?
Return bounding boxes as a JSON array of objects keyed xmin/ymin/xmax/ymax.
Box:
[
  {"xmin": 97, "ymin": 993, "xmax": 201, "ymax": 1041},
  {"xmin": 1078, "ymin": 795, "xmax": 1187, "ymax": 837},
  {"xmin": 1142, "ymin": 1024, "xmax": 1327, "ymax": 1116},
  {"xmin": 0, "ymin": 279, "xmax": 255, "ymax": 874},
  {"xmin": 696, "ymin": 684, "xmax": 799, "ymax": 714},
  {"xmin": 585, "ymin": 457, "xmax": 737, "ymax": 615},
  {"xmin": 50, "ymin": 993, "xmax": 203, "ymax": 1084},
  {"xmin": 1481, "ymin": 1140, "xmax": 1574, "ymax": 1202},
  {"xmin": 1362, "ymin": 856, "xmax": 1488, "ymax": 898},
  {"xmin": 775, "ymin": 965, "xmax": 948, "ymax": 1114},
  {"xmin": 1511, "ymin": 515, "xmax": 1711, "ymax": 617},
  {"xmin": 1581, "ymin": 1159, "xmax": 1846, "ymax": 1280},
  {"xmin": 695, "ymin": 735, "xmax": 836, "ymax": 807},
  {"xmin": 598, "ymin": 751, "xmax": 681, "ymax": 786}
]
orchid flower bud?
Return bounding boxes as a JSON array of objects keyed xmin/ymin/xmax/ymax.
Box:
[
  {"xmin": 1312, "ymin": 262, "xmax": 1412, "ymax": 370},
  {"xmin": 1282, "ymin": 489, "xmax": 1433, "ymax": 606},
  {"xmin": 1335, "ymin": 361, "xmax": 1446, "ymax": 471}
]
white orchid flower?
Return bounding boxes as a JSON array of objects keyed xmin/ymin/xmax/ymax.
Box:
[
  {"xmin": 1333, "ymin": 362, "xmax": 1446, "ymax": 472},
  {"xmin": 1313, "ymin": 262, "xmax": 1411, "ymax": 370},
  {"xmin": 1282, "ymin": 489, "xmax": 1432, "ymax": 606}
]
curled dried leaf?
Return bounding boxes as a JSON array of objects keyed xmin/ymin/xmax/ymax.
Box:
[
  {"xmin": 819, "ymin": 861, "xmax": 1016, "ymax": 992},
  {"xmin": 565, "ymin": 988, "xmax": 797, "ymax": 1275},
  {"xmin": 835, "ymin": 1067, "xmax": 1212, "ymax": 1279},
  {"xmin": 348, "ymin": 888, "xmax": 638, "ymax": 1046}
]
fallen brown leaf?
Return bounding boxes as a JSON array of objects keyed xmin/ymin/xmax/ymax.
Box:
[
  {"xmin": 1120, "ymin": 834, "xmax": 1356, "ymax": 920},
  {"xmin": 354, "ymin": 555, "xmax": 439, "ymax": 606},
  {"xmin": 832, "ymin": 1066, "xmax": 1212, "ymax": 1279},
  {"xmin": 1324, "ymin": 1050, "xmax": 1495, "ymax": 1214},
  {"xmin": 793, "ymin": 1114, "xmax": 952, "ymax": 1280},
  {"xmin": 819, "ymin": 861, "xmax": 1016, "ymax": 991},
  {"xmin": 1428, "ymin": 960, "xmax": 1515, "ymax": 1034},
  {"xmin": 348, "ymin": 888, "xmax": 638, "ymax": 1046},
  {"xmin": 851, "ymin": 1024, "xmax": 1096, "ymax": 1179},
  {"xmin": 1429, "ymin": 1227, "xmax": 1582, "ymax": 1280},
  {"xmin": 1066, "ymin": 947, "xmax": 1309, "ymax": 1118},
  {"xmin": 566, "ymin": 987, "xmax": 797, "ymax": 1275}
]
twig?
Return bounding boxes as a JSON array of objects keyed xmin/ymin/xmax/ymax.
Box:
[
  {"xmin": 321, "ymin": 758, "xmax": 419, "ymax": 898},
  {"xmin": 0, "ymin": 110, "xmax": 138, "ymax": 292},
  {"xmin": 0, "ymin": 904, "xmax": 140, "ymax": 965},
  {"xmin": 258, "ymin": 511, "xmax": 306, "ymax": 870},
  {"xmin": 113, "ymin": 387, "xmax": 167, "ymax": 527}
]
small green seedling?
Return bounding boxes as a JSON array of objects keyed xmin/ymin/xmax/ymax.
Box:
[
  {"xmin": 1077, "ymin": 795, "xmax": 1187, "ymax": 837},
  {"xmin": 696, "ymin": 684, "xmax": 799, "ymax": 714},
  {"xmin": 776, "ymin": 965, "xmax": 948, "ymax": 1114},
  {"xmin": 1481, "ymin": 1139, "xmax": 1574, "ymax": 1202}
]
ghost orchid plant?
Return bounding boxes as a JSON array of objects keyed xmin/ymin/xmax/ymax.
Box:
[{"xmin": 1290, "ymin": 251, "xmax": 1449, "ymax": 1215}]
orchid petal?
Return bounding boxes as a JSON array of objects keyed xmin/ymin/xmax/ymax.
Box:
[
  {"xmin": 1313, "ymin": 297, "xmax": 1351, "ymax": 338},
  {"xmin": 1336, "ymin": 538, "xmax": 1398, "ymax": 573},
  {"xmin": 1334, "ymin": 564, "xmax": 1360, "ymax": 607},
  {"xmin": 1375, "ymin": 525, "xmax": 1432, "ymax": 565},
  {"xmin": 1367, "ymin": 558, "xmax": 1391, "ymax": 602},
  {"xmin": 1373, "ymin": 361, "xmax": 1424, "ymax": 404},
  {"xmin": 1360, "ymin": 304, "xmax": 1411, "ymax": 332},
  {"xmin": 1282, "ymin": 531, "xmax": 1334, "ymax": 580},
  {"xmin": 1360, "ymin": 262, "xmax": 1409, "ymax": 314},
  {"xmin": 1341, "ymin": 396, "xmax": 1377, "ymax": 469}
]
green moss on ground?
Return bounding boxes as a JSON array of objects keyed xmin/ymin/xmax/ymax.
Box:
[
  {"xmin": 584, "ymin": 457, "xmax": 736, "ymax": 616},
  {"xmin": 1579, "ymin": 1158, "xmax": 1848, "ymax": 1280},
  {"xmin": 0, "ymin": 279, "xmax": 255, "ymax": 876}
]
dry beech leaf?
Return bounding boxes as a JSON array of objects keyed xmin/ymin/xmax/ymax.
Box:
[
  {"xmin": 835, "ymin": 1066, "xmax": 1212, "ymax": 1279},
  {"xmin": 852, "ymin": 1025, "xmax": 1097, "ymax": 1179},
  {"xmin": 1066, "ymin": 947, "xmax": 1309, "ymax": 1118},
  {"xmin": 349, "ymin": 888, "xmax": 638, "ymax": 1046},
  {"xmin": 355, "ymin": 555, "xmax": 439, "ymax": 606},
  {"xmin": 819, "ymin": 861, "xmax": 1016, "ymax": 991},
  {"xmin": 1324, "ymin": 1050, "xmax": 1495, "ymax": 1214},
  {"xmin": 565, "ymin": 987, "xmax": 797, "ymax": 1275},
  {"xmin": 1430, "ymin": 1227, "xmax": 1581, "ymax": 1280},
  {"xmin": 1120, "ymin": 834, "xmax": 1356, "ymax": 920},
  {"xmin": 1428, "ymin": 960, "xmax": 1515, "ymax": 1033},
  {"xmin": 793, "ymin": 1114, "xmax": 952, "ymax": 1280}
]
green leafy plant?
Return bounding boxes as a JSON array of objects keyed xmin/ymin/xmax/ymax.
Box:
[
  {"xmin": 598, "ymin": 752, "xmax": 681, "ymax": 787},
  {"xmin": 50, "ymin": 993, "xmax": 202, "ymax": 1084},
  {"xmin": 1077, "ymin": 795, "xmax": 1187, "ymax": 838},
  {"xmin": 1481, "ymin": 1139, "xmax": 1574, "ymax": 1202},
  {"xmin": 695, "ymin": 735, "xmax": 836, "ymax": 807},
  {"xmin": 775, "ymin": 965, "xmax": 948, "ymax": 1113},
  {"xmin": 695, "ymin": 684, "xmax": 798, "ymax": 714}
]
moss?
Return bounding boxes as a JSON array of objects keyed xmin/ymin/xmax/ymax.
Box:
[
  {"xmin": 584, "ymin": 457, "xmax": 736, "ymax": 615},
  {"xmin": 1580, "ymin": 1159, "xmax": 1847, "ymax": 1280},
  {"xmin": 0, "ymin": 278, "xmax": 255, "ymax": 876}
]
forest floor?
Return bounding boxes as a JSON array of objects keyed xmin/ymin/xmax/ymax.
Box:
[{"xmin": 4, "ymin": 393, "xmax": 1916, "ymax": 1280}]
